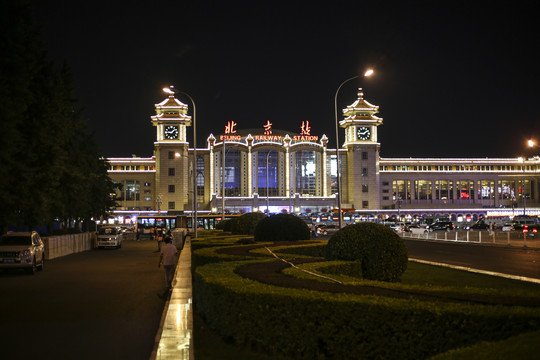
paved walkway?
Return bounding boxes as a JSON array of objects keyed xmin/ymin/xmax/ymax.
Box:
[{"xmin": 150, "ymin": 237, "xmax": 194, "ymax": 360}]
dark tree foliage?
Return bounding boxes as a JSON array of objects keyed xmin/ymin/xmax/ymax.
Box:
[{"xmin": 0, "ymin": 0, "xmax": 118, "ymax": 231}]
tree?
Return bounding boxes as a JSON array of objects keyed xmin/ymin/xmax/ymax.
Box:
[{"xmin": 0, "ymin": 0, "xmax": 118, "ymax": 231}]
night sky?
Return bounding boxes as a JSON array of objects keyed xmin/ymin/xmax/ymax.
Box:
[{"xmin": 34, "ymin": 1, "xmax": 540, "ymax": 159}]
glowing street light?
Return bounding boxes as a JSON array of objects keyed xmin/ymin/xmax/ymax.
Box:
[
  {"xmin": 163, "ymin": 86, "xmax": 198, "ymax": 238},
  {"xmin": 334, "ymin": 68, "xmax": 374, "ymax": 229},
  {"xmin": 528, "ymin": 139, "xmax": 540, "ymax": 149}
]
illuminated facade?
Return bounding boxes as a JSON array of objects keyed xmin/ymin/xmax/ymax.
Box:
[{"xmin": 107, "ymin": 89, "xmax": 540, "ymax": 221}]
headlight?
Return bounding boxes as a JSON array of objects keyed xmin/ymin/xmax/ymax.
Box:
[{"xmin": 20, "ymin": 249, "xmax": 31, "ymax": 257}]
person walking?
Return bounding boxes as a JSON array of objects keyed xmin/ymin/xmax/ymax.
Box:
[
  {"xmin": 158, "ymin": 235, "xmax": 178, "ymax": 297},
  {"xmin": 156, "ymin": 229, "xmax": 164, "ymax": 251}
]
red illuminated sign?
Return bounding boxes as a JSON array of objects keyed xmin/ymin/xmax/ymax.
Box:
[
  {"xmin": 263, "ymin": 120, "xmax": 273, "ymax": 135},
  {"xmin": 300, "ymin": 120, "xmax": 311, "ymax": 135},
  {"xmin": 225, "ymin": 121, "xmax": 237, "ymax": 134}
]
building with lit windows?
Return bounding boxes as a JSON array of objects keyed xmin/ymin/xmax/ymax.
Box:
[{"xmin": 106, "ymin": 88, "xmax": 540, "ymax": 223}]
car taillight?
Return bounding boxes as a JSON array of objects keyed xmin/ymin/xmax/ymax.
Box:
[
  {"xmin": 533, "ymin": 228, "xmax": 538, "ymax": 234},
  {"xmin": 523, "ymin": 225, "xmax": 529, "ymax": 233}
]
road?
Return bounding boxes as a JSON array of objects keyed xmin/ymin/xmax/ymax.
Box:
[
  {"xmin": 403, "ymin": 238, "xmax": 540, "ymax": 280},
  {"xmin": 0, "ymin": 239, "xmax": 167, "ymax": 360}
]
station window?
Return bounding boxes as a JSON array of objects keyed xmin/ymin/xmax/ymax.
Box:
[
  {"xmin": 168, "ymin": 151, "xmax": 175, "ymax": 159},
  {"xmin": 168, "ymin": 202, "xmax": 175, "ymax": 210},
  {"xmin": 362, "ymin": 184, "xmax": 368, "ymax": 192},
  {"xmin": 168, "ymin": 168, "xmax": 175, "ymax": 176},
  {"xmin": 168, "ymin": 185, "xmax": 175, "ymax": 193},
  {"xmin": 362, "ymin": 201, "xmax": 369, "ymax": 208},
  {"xmin": 362, "ymin": 152, "xmax": 368, "ymax": 160}
]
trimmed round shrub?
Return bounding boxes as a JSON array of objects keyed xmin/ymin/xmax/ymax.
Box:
[
  {"xmin": 215, "ymin": 218, "xmax": 234, "ymax": 232},
  {"xmin": 231, "ymin": 212, "xmax": 266, "ymax": 235},
  {"xmin": 254, "ymin": 214, "xmax": 310, "ymax": 242},
  {"xmin": 324, "ymin": 222, "xmax": 408, "ymax": 282}
]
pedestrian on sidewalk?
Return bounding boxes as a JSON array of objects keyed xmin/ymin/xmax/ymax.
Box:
[
  {"xmin": 158, "ymin": 236, "xmax": 178, "ymax": 294},
  {"xmin": 156, "ymin": 229, "xmax": 164, "ymax": 251}
]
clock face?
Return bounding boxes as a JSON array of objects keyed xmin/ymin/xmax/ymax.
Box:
[
  {"xmin": 164, "ymin": 125, "xmax": 179, "ymax": 140},
  {"xmin": 357, "ymin": 127, "xmax": 371, "ymax": 141}
]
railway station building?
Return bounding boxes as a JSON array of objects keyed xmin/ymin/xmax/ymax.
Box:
[{"xmin": 106, "ymin": 88, "xmax": 540, "ymax": 224}]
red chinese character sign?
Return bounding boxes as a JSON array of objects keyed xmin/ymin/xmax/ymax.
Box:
[
  {"xmin": 300, "ymin": 120, "xmax": 311, "ymax": 135},
  {"xmin": 263, "ymin": 120, "xmax": 273, "ymax": 135},
  {"xmin": 219, "ymin": 119, "xmax": 319, "ymax": 142},
  {"xmin": 225, "ymin": 121, "xmax": 237, "ymax": 134}
]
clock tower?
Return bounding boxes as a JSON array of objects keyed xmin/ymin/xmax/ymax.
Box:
[
  {"xmin": 151, "ymin": 87, "xmax": 192, "ymax": 212},
  {"xmin": 339, "ymin": 88, "xmax": 383, "ymax": 210}
]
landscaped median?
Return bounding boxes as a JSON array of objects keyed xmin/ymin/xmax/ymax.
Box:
[{"xmin": 192, "ymin": 231, "xmax": 540, "ymax": 359}]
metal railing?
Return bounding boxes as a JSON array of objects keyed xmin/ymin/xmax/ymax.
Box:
[{"xmin": 400, "ymin": 230, "xmax": 540, "ymax": 249}]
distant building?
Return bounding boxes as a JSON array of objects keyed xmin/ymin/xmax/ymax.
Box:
[{"xmin": 106, "ymin": 88, "xmax": 540, "ymax": 223}]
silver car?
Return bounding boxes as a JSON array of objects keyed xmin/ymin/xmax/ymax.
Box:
[
  {"xmin": 96, "ymin": 226, "xmax": 124, "ymax": 249},
  {"xmin": 0, "ymin": 231, "xmax": 45, "ymax": 274}
]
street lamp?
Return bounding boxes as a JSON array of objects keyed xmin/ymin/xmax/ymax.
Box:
[
  {"xmin": 266, "ymin": 150, "xmax": 274, "ymax": 216},
  {"xmin": 222, "ymin": 141, "xmax": 227, "ymax": 222},
  {"xmin": 518, "ymin": 156, "xmax": 527, "ymax": 216},
  {"xmin": 163, "ymin": 86, "xmax": 197, "ymax": 238},
  {"xmin": 334, "ymin": 69, "xmax": 374, "ymax": 229}
]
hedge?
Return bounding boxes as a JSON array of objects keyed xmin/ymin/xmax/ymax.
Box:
[{"xmin": 194, "ymin": 259, "xmax": 540, "ymax": 359}]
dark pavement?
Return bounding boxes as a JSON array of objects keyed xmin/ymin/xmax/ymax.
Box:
[
  {"xmin": 0, "ymin": 239, "xmax": 166, "ymax": 360},
  {"xmin": 404, "ymin": 238, "xmax": 540, "ymax": 280}
]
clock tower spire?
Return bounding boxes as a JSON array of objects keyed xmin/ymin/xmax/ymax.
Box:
[
  {"xmin": 151, "ymin": 86, "xmax": 193, "ymax": 212},
  {"xmin": 339, "ymin": 88, "xmax": 383, "ymax": 145},
  {"xmin": 340, "ymin": 88, "xmax": 383, "ymax": 211}
]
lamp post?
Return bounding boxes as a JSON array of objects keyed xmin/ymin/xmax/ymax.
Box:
[
  {"xmin": 266, "ymin": 150, "xmax": 273, "ymax": 216},
  {"xmin": 163, "ymin": 86, "xmax": 197, "ymax": 238},
  {"xmin": 334, "ymin": 69, "xmax": 374, "ymax": 229},
  {"xmin": 519, "ymin": 157, "xmax": 527, "ymax": 216},
  {"xmin": 523, "ymin": 139, "xmax": 540, "ymax": 216},
  {"xmin": 222, "ymin": 141, "xmax": 226, "ymax": 222}
]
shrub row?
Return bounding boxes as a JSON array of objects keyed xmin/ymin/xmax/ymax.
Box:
[{"xmin": 193, "ymin": 256, "xmax": 540, "ymax": 359}]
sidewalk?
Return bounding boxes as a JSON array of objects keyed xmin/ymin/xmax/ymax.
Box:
[{"xmin": 150, "ymin": 237, "xmax": 194, "ymax": 360}]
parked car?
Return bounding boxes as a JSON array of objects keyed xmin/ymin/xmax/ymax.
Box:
[
  {"xmin": 407, "ymin": 224, "xmax": 428, "ymax": 234},
  {"xmin": 0, "ymin": 231, "xmax": 45, "ymax": 274},
  {"xmin": 470, "ymin": 220, "xmax": 490, "ymax": 230},
  {"xmin": 96, "ymin": 226, "xmax": 124, "ymax": 249},
  {"xmin": 317, "ymin": 224, "xmax": 339, "ymax": 235},
  {"xmin": 521, "ymin": 225, "xmax": 538, "ymax": 238},
  {"xmin": 501, "ymin": 223, "xmax": 513, "ymax": 231},
  {"xmin": 386, "ymin": 222, "xmax": 403, "ymax": 232},
  {"xmin": 426, "ymin": 221, "xmax": 455, "ymax": 231},
  {"xmin": 511, "ymin": 215, "xmax": 539, "ymax": 231}
]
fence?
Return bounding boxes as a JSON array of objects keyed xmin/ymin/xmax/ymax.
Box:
[
  {"xmin": 401, "ymin": 230, "xmax": 540, "ymax": 249},
  {"xmin": 43, "ymin": 232, "xmax": 94, "ymax": 260}
]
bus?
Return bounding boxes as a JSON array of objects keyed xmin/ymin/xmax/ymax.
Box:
[
  {"xmin": 135, "ymin": 215, "xmax": 188, "ymax": 238},
  {"xmin": 187, "ymin": 213, "xmax": 242, "ymax": 230}
]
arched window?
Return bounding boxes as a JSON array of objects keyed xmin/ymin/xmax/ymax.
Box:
[
  {"xmin": 295, "ymin": 150, "xmax": 316, "ymax": 196},
  {"xmin": 257, "ymin": 150, "xmax": 279, "ymax": 196}
]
